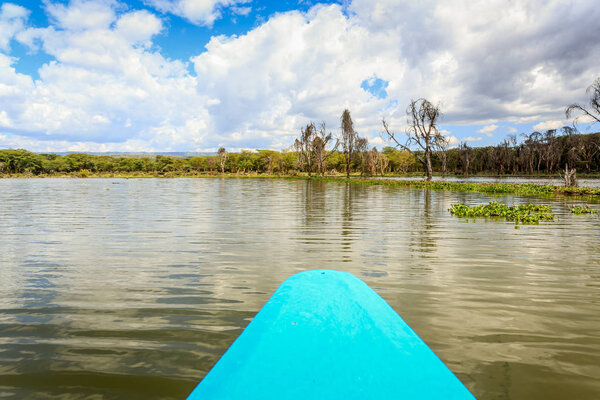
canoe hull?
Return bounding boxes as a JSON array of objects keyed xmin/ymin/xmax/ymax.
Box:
[{"xmin": 187, "ymin": 270, "xmax": 475, "ymax": 399}]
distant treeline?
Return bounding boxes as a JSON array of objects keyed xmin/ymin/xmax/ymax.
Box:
[
  {"xmin": 0, "ymin": 130, "xmax": 599, "ymax": 176},
  {"xmin": 435, "ymin": 129, "xmax": 600, "ymax": 176}
]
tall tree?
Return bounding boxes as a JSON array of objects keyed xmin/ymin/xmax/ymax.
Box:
[
  {"xmin": 540, "ymin": 129, "xmax": 559, "ymax": 173},
  {"xmin": 312, "ymin": 122, "xmax": 339, "ymax": 176},
  {"xmin": 340, "ymin": 109, "xmax": 357, "ymax": 178},
  {"xmin": 458, "ymin": 142, "xmax": 472, "ymax": 176},
  {"xmin": 561, "ymin": 126, "xmax": 580, "ymax": 172},
  {"xmin": 217, "ymin": 147, "xmax": 227, "ymax": 174},
  {"xmin": 354, "ymin": 137, "xmax": 369, "ymax": 177},
  {"xmin": 366, "ymin": 147, "xmax": 378, "ymax": 176},
  {"xmin": 295, "ymin": 123, "xmax": 316, "ymax": 177},
  {"xmin": 382, "ymin": 98, "xmax": 445, "ymax": 181},
  {"xmin": 520, "ymin": 132, "xmax": 541, "ymax": 174},
  {"xmin": 378, "ymin": 152, "xmax": 390, "ymax": 176},
  {"xmin": 435, "ymin": 136, "xmax": 450, "ymax": 177},
  {"xmin": 366, "ymin": 147, "xmax": 389, "ymax": 176},
  {"xmin": 501, "ymin": 136, "xmax": 516, "ymax": 174},
  {"xmin": 579, "ymin": 134, "xmax": 600, "ymax": 173},
  {"xmin": 207, "ymin": 156, "xmax": 216, "ymax": 174}
]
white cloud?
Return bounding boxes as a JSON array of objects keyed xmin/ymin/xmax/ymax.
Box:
[
  {"xmin": 116, "ymin": 10, "xmax": 163, "ymax": 46},
  {"xmin": 353, "ymin": 0, "xmax": 600, "ymax": 124},
  {"xmin": 46, "ymin": 0, "xmax": 117, "ymax": 31},
  {"xmin": 2, "ymin": 1, "xmax": 213, "ymax": 151},
  {"xmin": 191, "ymin": 4, "xmax": 399, "ymax": 147},
  {"xmin": 231, "ymin": 6, "xmax": 251, "ymax": 16},
  {"xmin": 0, "ymin": 3, "xmax": 29, "ymax": 51},
  {"xmin": 2, "ymin": 0, "xmax": 600, "ymax": 152},
  {"xmin": 445, "ymin": 135, "xmax": 460, "ymax": 147},
  {"xmin": 369, "ymin": 136, "xmax": 386, "ymax": 146},
  {"xmin": 463, "ymin": 136, "xmax": 483, "ymax": 142},
  {"xmin": 145, "ymin": 0, "xmax": 251, "ymax": 26},
  {"xmin": 477, "ymin": 124, "xmax": 498, "ymax": 137},
  {"xmin": 532, "ymin": 120, "xmax": 564, "ymax": 131}
]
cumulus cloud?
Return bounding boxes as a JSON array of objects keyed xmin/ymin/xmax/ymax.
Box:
[
  {"xmin": 4, "ymin": 0, "xmax": 212, "ymax": 151},
  {"xmin": 116, "ymin": 10, "xmax": 163, "ymax": 45},
  {"xmin": 1, "ymin": 0, "xmax": 600, "ymax": 152},
  {"xmin": 440, "ymin": 131, "xmax": 460, "ymax": 147},
  {"xmin": 145, "ymin": 0, "xmax": 251, "ymax": 26},
  {"xmin": 46, "ymin": 0, "xmax": 118, "ymax": 31},
  {"xmin": 351, "ymin": 0, "xmax": 600, "ymax": 124},
  {"xmin": 477, "ymin": 124, "xmax": 498, "ymax": 137},
  {"xmin": 463, "ymin": 136, "xmax": 483, "ymax": 142},
  {"xmin": 0, "ymin": 3, "xmax": 29, "ymax": 51},
  {"xmin": 230, "ymin": 6, "xmax": 251, "ymax": 16},
  {"xmin": 191, "ymin": 5, "xmax": 399, "ymax": 148},
  {"xmin": 445, "ymin": 135, "xmax": 460, "ymax": 147},
  {"xmin": 532, "ymin": 120, "xmax": 565, "ymax": 131}
]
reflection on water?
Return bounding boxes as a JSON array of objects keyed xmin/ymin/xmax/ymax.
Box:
[{"xmin": 0, "ymin": 178, "xmax": 599, "ymax": 400}]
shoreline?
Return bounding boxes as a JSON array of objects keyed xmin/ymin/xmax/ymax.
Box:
[{"xmin": 2, "ymin": 172, "xmax": 600, "ymax": 197}]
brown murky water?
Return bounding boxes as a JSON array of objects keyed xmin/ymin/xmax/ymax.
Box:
[{"xmin": 0, "ymin": 178, "xmax": 599, "ymax": 399}]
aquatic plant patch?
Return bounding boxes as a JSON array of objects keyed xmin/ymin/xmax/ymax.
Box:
[
  {"xmin": 569, "ymin": 206, "xmax": 598, "ymax": 214},
  {"xmin": 282, "ymin": 177, "xmax": 600, "ymax": 198},
  {"xmin": 449, "ymin": 201, "xmax": 555, "ymax": 224}
]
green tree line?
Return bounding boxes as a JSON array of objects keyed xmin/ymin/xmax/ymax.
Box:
[
  {"xmin": 1, "ymin": 130, "xmax": 599, "ymax": 177},
  {"xmin": 0, "ymin": 147, "xmax": 418, "ymax": 176}
]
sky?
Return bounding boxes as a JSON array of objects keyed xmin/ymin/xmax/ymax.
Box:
[{"xmin": 0, "ymin": 0, "xmax": 599, "ymax": 153}]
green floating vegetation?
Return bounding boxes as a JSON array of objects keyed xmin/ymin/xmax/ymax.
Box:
[
  {"xmin": 450, "ymin": 201, "xmax": 555, "ymax": 224},
  {"xmin": 287, "ymin": 176, "xmax": 600, "ymax": 197},
  {"xmin": 569, "ymin": 206, "xmax": 598, "ymax": 214}
]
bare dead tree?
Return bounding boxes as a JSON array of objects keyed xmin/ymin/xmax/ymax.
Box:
[
  {"xmin": 340, "ymin": 109, "xmax": 358, "ymax": 178},
  {"xmin": 366, "ymin": 147, "xmax": 378, "ymax": 176},
  {"xmin": 355, "ymin": 137, "xmax": 369, "ymax": 177},
  {"xmin": 504, "ymin": 135, "xmax": 517, "ymax": 174},
  {"xmin": 295, "ymin": 123, "xmax": 316, "ymax": 177},
  {"xmin": 520, "ymin": 132, "xmax": 541, "ymax": 175},
  {"xmin": 578, "ymin": 133, "xmax": 600, "ymax": 173},
  {"xmin": 458, "ymin": 142, "xmax": 472, "ymax": 176},
  {"xmin": 217, "ymin": 147, "xmax": 227, "ymax": 174},
  {"xmin": 566, "ymin": 77, "xmax": 600, "ymax": 128},
  {"xmin": 540, "ymin": 129, "xmax": 559, "ymax": 173},
  {"xmin": 504, "ymin": 134, "xmax": 519, "ymax": 174},
  {"xmin": 378, "ymin": 153, "xmax": 389, "ymax": 176},
  {"xmin": 382, "ymin": 98, "xmax": 444, "ymax": 181},
  {"xmin": 491, "ymin": 137, "xmax": 513, "ymax": 175},
  {"xmin": 562, "ymin": 126, "xmax": 581, "ymax": 171},
  {"xmin": 292, "ymin": 141, "xmax": 303, "ymax": 171},
  {"xmin": 366, "ymin": 147, "xmax": 390, "ymax": 176},
  {"xmin": 312, "ymin": 122, "xmax": 339, "ymax": 176},
  {"xmin": 534, "ymin": 132, "xmax": 545, "ymax": 173},
  {"xmin": 562, "ymin": 164, "xmax": 578, "ymax": 187},
  {"xmin": 435, "ymin": 136, "xmax": 450, "ymax": 177}
]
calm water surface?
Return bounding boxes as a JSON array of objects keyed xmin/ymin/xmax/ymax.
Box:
[{"xmin": 0, "ymin": 178, "xmax": 599, "ymax": 400}]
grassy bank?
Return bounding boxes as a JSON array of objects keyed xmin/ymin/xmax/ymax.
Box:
[{"xmin": 2, "ymin": 171, "xmax": 599, "ymax": 197}]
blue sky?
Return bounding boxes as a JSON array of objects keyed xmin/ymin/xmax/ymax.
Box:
[
  {"xmin": 12, "ymin": 0, "xmax": 343, "ymax": 77},
  {"xmin": 0, "ymin": 0, "xmax": 598, "ymax": 152}
]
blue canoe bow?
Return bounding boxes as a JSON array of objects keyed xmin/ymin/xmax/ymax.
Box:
[{"xmin": 187, "ymin": 269, "xmax": 476, "ymax": 399}]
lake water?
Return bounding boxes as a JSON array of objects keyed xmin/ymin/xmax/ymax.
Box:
[{"xmin": 0, "ymin": 178, "xmax": 599, "ymax": 400}]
